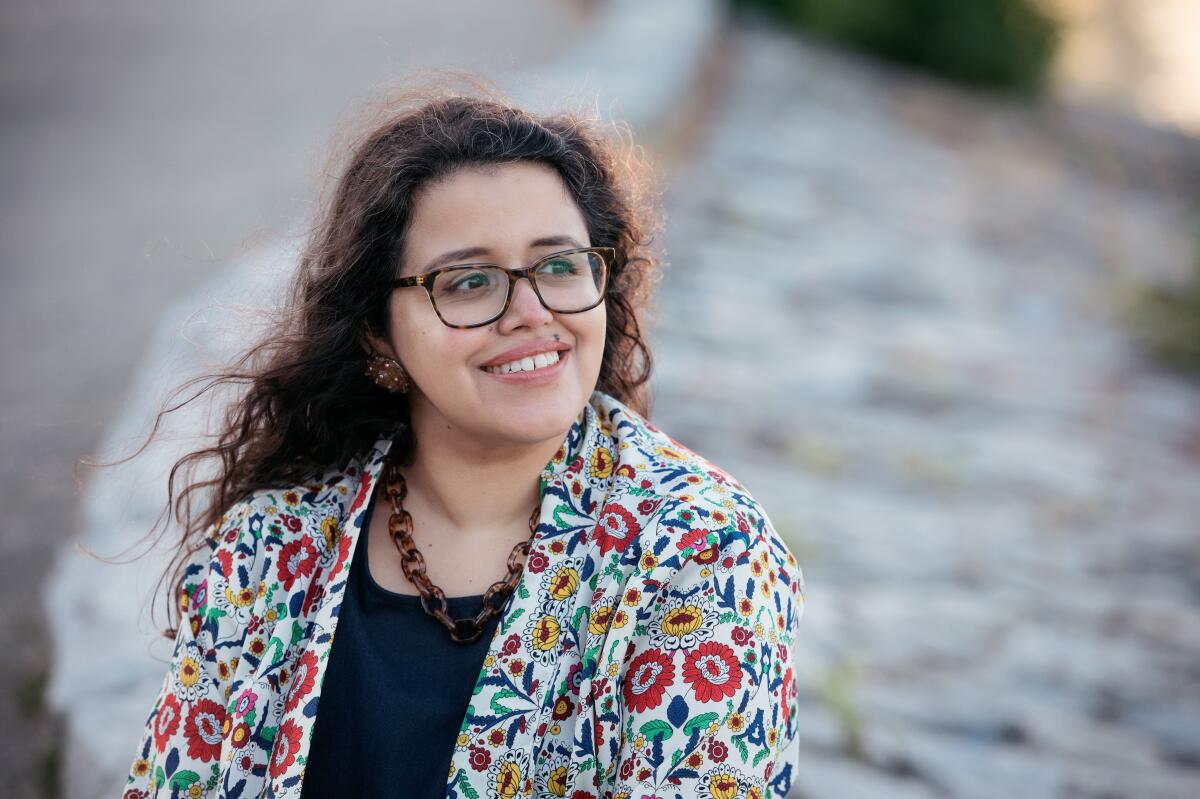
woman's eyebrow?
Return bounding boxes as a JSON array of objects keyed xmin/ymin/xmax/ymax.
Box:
[{"xmin": 422, "ymin": 235, "xmax": 585, "ymax": 273}]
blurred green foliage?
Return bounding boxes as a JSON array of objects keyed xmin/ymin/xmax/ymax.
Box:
[
  {"xmin": 1128, "ymin": 236, "xmax": 1200, "ymax": 378},
  {"xmin": 731, "ymin": 0, "xmax": 1061, "ymax": 94}
]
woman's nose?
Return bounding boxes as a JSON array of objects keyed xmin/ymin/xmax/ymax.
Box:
[{"xmin": 500, "ymin": 276, "xmax": 553, "ymax": 329}]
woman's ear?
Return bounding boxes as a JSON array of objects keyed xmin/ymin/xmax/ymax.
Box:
[{"xmin": 359, "ymin": 329, "xmax": 397, "ymax": 361}]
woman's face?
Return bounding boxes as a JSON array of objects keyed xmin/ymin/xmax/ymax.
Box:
[{"xmin": 371, "ymin": 161, "xmax": 607, "ymax": 453}]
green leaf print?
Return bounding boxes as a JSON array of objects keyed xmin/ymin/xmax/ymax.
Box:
[
  {"xmin": 639, "ymin": 719, "xmax": 673, "ymax": 741},
  {"xmin": 733, "ymin": 735, "xmax": 749, "ymax": 762},
  {"xmin": 753, "ymin": 747, "xmax": 770, "ymax": 767},
  {"xmin": 456, "ymin": 769, "xmax": 480, "ymax": 799},
  {"xmin": 502, "ymin": 607, "xmax": 524, "ymax": 632},
  {"xmin": 683, "ymin": 713, "xmax": 719, "ymax": 735},
  {"xmin": 490, "ymin": 688, "xmax": 519, "ymax": 714},
  {"xmin": 168, "ymin": 770, "xmax": 200, "ymax": 789}
]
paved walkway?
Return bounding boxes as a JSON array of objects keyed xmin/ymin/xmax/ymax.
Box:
[{"xmin": 651, "ymin": 15, "xmax": 1200, "ymax": 799}]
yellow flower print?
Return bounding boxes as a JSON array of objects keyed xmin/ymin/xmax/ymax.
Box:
[
  {"xmin": 751, "ymin": 561, "xmax": 764, "ymax": 577},
  {"xmin": 639, "ymin": 552, "xmax": 658, "ymax": 571},
  {"xmin": 655, "ymin": 445, "xmax": 682, "ymax": 460},
  {"xmin": 337, "ymin": 484, "xmax": 347, "ymax": 494},
  {"xmin": 131, "ymin": 758, "xmax": 151, "ymax": 778},
  {"xmin": 727, "ymin": 712, "xmax": 745, "ymax": 733},
  {"xmin": 634, "ymin": 734, "xmax": 645, "ymax": 749},
  {"xmin": 257, "ymin": 581, "xmax": 266, "ymax": 599},
  {"xmin": 738, "ymin": 597, "xmax": 753, "ymax": 617},
  {"xmin": 266, "ymin": 608, "xmax": 278, "ymax": 623},
  {"xmin": 321, "ymin": 517, "xmax": 340, "ymax": 550},
  {"xmin": 700, "ymin": 567, "xmax": 711, "ymax": 578},
  {"xmin": 283, "ymin": 490, "xmax": 300, "ymax": 506},
  {"xmin": 767, "ymin": 727, "xmax": 778, "ymax": 747},
  {"xmin": 754, "ymin": 623, "xmax": 764, "ymax": 638},
  {"xmin": 185, "ymin": 782, "xmax": 206, "ymax": 799},
  {"xmin": 589, "ymin": 447, "xmax": 614, "ymax": 480},
  {"xmin": 607, "ymin": 661, "xmax": 619, "ymax": 678},
  {"xmin": 457, "ymin": 733, "xmax": 470, "ymax": 748},
  {"xmin": 623, "ymin": 587, "xmax": 641, "ymax": 606},
  {"xmin": 611, "ymin": 609, "xmax": 629, "ymax": 629},
  {"xmin": 760, "ymin": 581, "xmax": 771, "ymax": 599},
  {"xmin": 484, "ymin": 655, "xmax": 495, "ymax": 667},
  {"xmin": 679, "ymin": 494, "xmax": 693, "ymax": 502},
  {"xmin": 178, "ymin": 656, "xmax": 201, "ymax": 689},
  {"xmin": 588, "ymin": 604, "xmax": 616, "ymax": 636},
  {"xmin": 711, "ymin": 510, "xmax": 727, "ymax": 525}
]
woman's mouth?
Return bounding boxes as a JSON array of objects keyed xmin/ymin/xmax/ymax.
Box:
[{"xmin": 480, "ymin": 349, "xmax": 568, "ymax": 383}]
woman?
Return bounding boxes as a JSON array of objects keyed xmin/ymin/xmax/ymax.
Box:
[{"xmin": 124, "ymin": 86, "xmax": 805, "ymax": 799}]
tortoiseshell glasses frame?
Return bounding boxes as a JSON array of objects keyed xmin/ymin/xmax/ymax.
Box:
[{"xmin": 391, "ymin": 246, "xmax": 615, "ymax": 329}]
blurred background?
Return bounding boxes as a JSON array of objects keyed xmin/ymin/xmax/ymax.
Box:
[{"xmin": 2, "ymin": 1, "xmax": 1198, "ymax": 797}]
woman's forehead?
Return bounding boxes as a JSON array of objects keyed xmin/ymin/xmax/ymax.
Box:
[{"xmin": 400, "ymin": 163, "xmax": 589, "ymax": 274}]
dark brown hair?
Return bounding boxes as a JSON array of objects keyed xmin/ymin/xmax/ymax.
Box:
[{"xmin": 93, "ymin": 77, "xmax": 665, "ymax": 637}]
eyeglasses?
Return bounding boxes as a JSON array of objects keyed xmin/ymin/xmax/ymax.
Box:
[{"xmin": 392, "ymin": 246, "xmax": 614, "ymax": 328}]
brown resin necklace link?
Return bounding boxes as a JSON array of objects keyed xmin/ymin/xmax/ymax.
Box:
[{"xmin": 381, "ymin": 454, "xmax": 539, "ymax": 645}]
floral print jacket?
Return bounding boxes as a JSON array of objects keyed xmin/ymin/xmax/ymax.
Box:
[{"xmin": 126, "ymin": 390, "xmax": 806, "ymax": 799}]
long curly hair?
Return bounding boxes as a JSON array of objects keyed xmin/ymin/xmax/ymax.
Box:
[{"xmin": 96, "ymin": 78, "xmax": 666, "ymax": 637}]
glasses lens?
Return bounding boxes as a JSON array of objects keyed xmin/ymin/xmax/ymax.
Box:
[
  {"xmin": 430, "ymin": 266, "xmax": 509, "ymax": 326},
  {"xmin": 533, "ymin": 250, "xmax": 606, "ymax": 312},
  {"xmin": 427, "ymin": 250, "xmax": 608, "ymax": 326}
]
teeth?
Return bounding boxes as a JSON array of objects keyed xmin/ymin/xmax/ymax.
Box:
[{"xmin": 484, "ymin": 350, "xmax": 561, "ymax": 375}]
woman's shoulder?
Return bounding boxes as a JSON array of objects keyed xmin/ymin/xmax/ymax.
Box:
[{"xmin": 590, "ymin": 393, "xmax": 802, "ymax": 595}]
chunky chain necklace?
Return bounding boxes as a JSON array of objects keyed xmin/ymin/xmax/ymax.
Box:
[{"xmin": 381, "ymin": 454, "xmax": 539, "ymax": 644}]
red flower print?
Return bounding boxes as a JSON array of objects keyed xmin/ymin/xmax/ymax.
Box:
[
  {"xmin": 678, "ymin": 529, "xmax": 708, "ymax": 552},
  {"xmin": 347, "ymin": 468, "xmax": 371, "ymax": 517},
  {"xmin": 183, "ymin": 698, "xmax": 225, "ymax": 762},
  {"xmin": 730, "ymin": 626, "xmax": 753, "ymax": 646},
  {"xmin": 301, "ymin": 569, "xmax": 326, "ymax": 616},
  {"xmin": 526, "ymin": 549, "xmax": 549, "ymax": 573},
  {"xmin": 593, "ymin": 502, "xmax": 640, "ymax": 556},
  {"xmin": 623, "ymin": 649, "xmax": 675, "ymax": 713},
  {"xmin": 782, "ymin": 665, "xmax": 796, "ymax": 725},
  {"xmin": 637, "ymin": 499, "xmax": 657, "ymax": 515},
  {"xmin": 281, "ymin": 514, "xmax": 302, "ymax": 533},
  {"xmin": 152, "ymin": 693, "xmax": 181, "ymax": 752},
  {"xmin": 501, "ymin": 634, "xmax": 521, "ymax": 657},
  {"xmin": 276, "ymin": 537, "xmax": 318, "ymax": 590},
  {"xmin": 552, "ymin": 693, "xmax": 575, "ymax": 720},
  {"xmin": 467, "ymin": 745, "xmax": 491, "ymax": 772},
  {"xmin": 682, "ymin": 642, "xmax": 744, "ymax": 702},
  {"xmin": 217, "ymin": 549, "xmax": 234, "ymax": 579},
  {"xmin": 269, "ymin": 719, "xmax": 302, "ymax": 780},
  {"xmin": 229, "ymin": 722, "xmax": 251, "ymax": 749},
  {"xmin": 708, "ymin": 739, "xmax": 729, "ymax": 762},
  {"xmin": 284, "ymin": 650, "xmax": 318, "ymax": 714},
  {"xmin": 330, "ymin": 529, "xmax": 353, "ymax": 580}
]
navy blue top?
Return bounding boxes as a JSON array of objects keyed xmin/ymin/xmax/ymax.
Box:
[{"xmin": 300, "ymin": 488, "xmax": 504, "ymax": 799}]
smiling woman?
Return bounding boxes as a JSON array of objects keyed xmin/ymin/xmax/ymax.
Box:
[{"xmin": 120, "ymin": 79, "xmax": 805, "ymax": 799}]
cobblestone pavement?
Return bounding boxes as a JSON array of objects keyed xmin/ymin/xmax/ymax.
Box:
[{"xmin": 650, "ymin": 16, "xmax": 1200, "ymax": 799}]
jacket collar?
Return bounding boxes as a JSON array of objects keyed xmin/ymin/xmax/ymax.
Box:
[{"xmin": 267, "ymin": 393, "xmax": 603, "ymax": 797}]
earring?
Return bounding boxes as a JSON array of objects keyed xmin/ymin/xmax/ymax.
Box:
[{"xmin": 365, "ymin": 352, "xmax": 410, "ymax": 394}]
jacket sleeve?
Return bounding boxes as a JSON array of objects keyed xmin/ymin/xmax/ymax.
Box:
[
  {"xmin": 124, "ymin": 505, "xmax": 253, "ymax": 798},
  {"xmin": 601, "ymin": 500, "xmax": 805, "ymax": 799}
]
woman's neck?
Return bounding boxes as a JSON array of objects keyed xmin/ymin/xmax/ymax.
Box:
[{"xmin": 399, "ymin": 422, "xmax": 562, "ymax": 538}]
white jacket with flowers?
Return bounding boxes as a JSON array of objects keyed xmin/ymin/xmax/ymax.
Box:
[{"xmin": 125, "ymin": 390, "xmax": 806, "ymax": 799}]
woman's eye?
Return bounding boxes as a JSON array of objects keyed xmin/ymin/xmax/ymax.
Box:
[
  {"xmin": 446, "ymin": 271, "xmax": 492, "ymax": 292},
  {"xmin": 538, "ymin": 259, "xmax": 578, "ymax": 276}
]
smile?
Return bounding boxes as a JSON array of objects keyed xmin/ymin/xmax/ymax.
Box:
[{"xmin": 482, "ymin": 350, "xmax": 562, "ymax": 375}]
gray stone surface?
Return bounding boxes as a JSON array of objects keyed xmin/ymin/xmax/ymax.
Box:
[{"xmin": 649, "ymin": 13, "xmax": 1200, "ymax": 799}]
